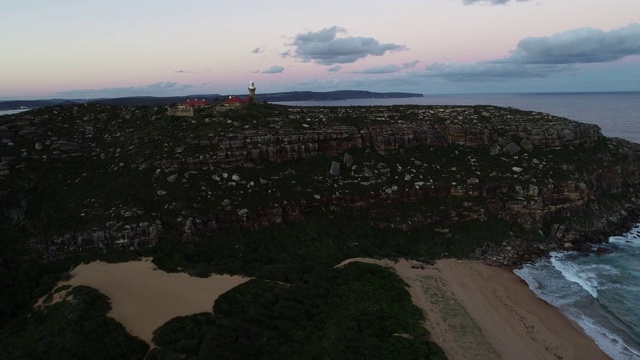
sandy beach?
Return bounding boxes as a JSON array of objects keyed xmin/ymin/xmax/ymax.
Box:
[
  {"xmin": 40, "ymin": 258, "xmax": 249, "ymax": 344},
  {"xmin": 39, "ymin": 257, "xmax": 611, "ymax": 359},
  {"xmin": 338, "ymin": 258, "xmax": 610, "ymax": 360}
]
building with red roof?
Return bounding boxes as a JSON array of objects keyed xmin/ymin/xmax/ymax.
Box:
[
  {"xmin": 182, "ymin": 99, "xmax": 211, "ymax": 107},
  {"xmin": 222, "ymin": 96, "xmax": 249, "ymax": 108}
]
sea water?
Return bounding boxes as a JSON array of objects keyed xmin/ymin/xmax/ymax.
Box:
[
  {"xmin": 279, "ymin": 92, "xmax": 640, "ymax": 359},
  {"xmin": 515, "ymin": 227, "xmax": 640, "ymax": 359}
]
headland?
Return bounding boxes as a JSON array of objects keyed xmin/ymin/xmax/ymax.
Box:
[{"xmin": 2, "ymin": 102, "xmax": 639, "ymax": 358}]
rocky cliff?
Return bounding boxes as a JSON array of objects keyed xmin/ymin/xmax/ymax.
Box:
[{"xmin": 2, "ymin": 103, "xmax": 639, "ymax": 265}]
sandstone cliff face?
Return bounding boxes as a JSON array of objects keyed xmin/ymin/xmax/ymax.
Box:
[
  {"xmin": 2, "ymin": 104, "xmax": 639, "ymax": 263},
  {"xmin": 171, "ymin": 111, "xmax": 600, "ymax": 167},
  {"xmin": 153, "ymin": 106, "xmax": 625, "ymax": 234}
]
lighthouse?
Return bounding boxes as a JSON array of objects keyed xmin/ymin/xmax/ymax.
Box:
[{"xmin": 248, "ymin": 81, "xmax": 256, "ymax": 103}]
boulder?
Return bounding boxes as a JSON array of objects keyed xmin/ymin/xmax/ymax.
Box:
[
  {"xmin": 595, "ymin": 247, "xmax": 613, "ymax": 255},
  {"xmin": 343, "ymin": 153, "xmax": 354, "ymax": 167},
  {"xmin": 504, "ymin": 143, "xmax": 522, "ymax": 155},
  {"xmin": 167, "ymin": 174, "xmax": 178, "ymax": 183},
  {"xmin": 329, "ymin": 161, "xmax": 341, "ymax": 176},
  {"xmin": 490, "ymin": 144, "xmax": 501, "ymax": 156},
  {"xmin": 575, "ymin": 242, "xmax": 592, "ymax": 254},
  {"xmin": 520, "ymin": 139, "xmax": 534, "ymax": 152}
]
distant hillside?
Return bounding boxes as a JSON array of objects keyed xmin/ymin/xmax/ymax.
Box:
[
  {"xmin": 86, "ymin": 95, "xmax": 224, "ymax": 107},
  {"xmin": 0, "ymin": 90, "xmax": 422, "ymax": 110},
  {"xmin": 0, "ymin": 95, "xmax": 224, "ymax": 110}
]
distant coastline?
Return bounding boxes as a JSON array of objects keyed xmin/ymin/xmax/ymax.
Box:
[
  {"xmin": 0, "ymin": 90, "xmax": 423, "ymax": 110},
  {"xmin": 3, "ymin": 90, "xmax": 639, "ymax": 111}
]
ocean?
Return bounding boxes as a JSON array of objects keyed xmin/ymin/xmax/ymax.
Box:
[
  {"xmin": 279, "ymin": 92, "xmax": 640, "ymax": 359},
  {"xmin": 515, "ymin": 228, "xmax": 640, "ymax": 359}
]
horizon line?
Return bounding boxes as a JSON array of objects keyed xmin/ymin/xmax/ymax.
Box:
[{"xmin": 2, "ymin": 90, "xmax": 640, "ymax": 102}]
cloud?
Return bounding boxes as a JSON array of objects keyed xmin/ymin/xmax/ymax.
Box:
[
  {"xmin": 262, "ymin": 65, "xmax": 285, "ymax": 74},
  {"xmin": 424, "ymin": 63, "xmax": 570, "ymax": 82},
  {"xmin": 251, "ymin": 47, "xmax": 263, "ymax": 54},
  {"xmin": 403, "ymin": 60, "xmax": 420, "ymax": 68},
  {"xmin": 424, "ymin": 23, "xmax": 640, "ymax": 82},
  {"xmin": 353, "ymin": 65, "xmax": 402, "ymax": 74},
  {"xmin": 327, "ymin": 65, "xmax": 342, "ymax": 72},
  {"xmin": 54, "ymin": 82, "xmax": 199, "ymax": 98},
  {"xmin": 463, "ymin": 0, "xmax": 530, "ymax": 5},
  {"xmin": 507, "ymin": 23, "xmax": 640, "ymax": 65},
  {"xmin": 287, "ymin": 26, "xmax": 406, "ymax": 65},
  {"xmin": 352, "ymin": 60, "xmax": 421, "ymax": 74},
  {"xmin": 174, "ymin": 70, "xmax": 210, "ymax": 74}
]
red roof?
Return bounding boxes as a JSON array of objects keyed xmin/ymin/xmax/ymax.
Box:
[
  {"xmin": 182, "ymin": 99, "xmax": 210, "ymax": 106},
  {"xmin": 223, "ymin": 96, "xmax": 249, "ymax": 105}
]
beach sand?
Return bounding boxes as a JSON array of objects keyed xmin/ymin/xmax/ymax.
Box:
[
  {"xmin": 337, "ymin": 258, "xmax": 610, "ymax": 360},
  {"xmin": 40, "ymin": 258, "xmax": 249, "ymax": 345},
  {"xmin": 40, "ymin": 257, "xmax": 610, "ymax": 358}
]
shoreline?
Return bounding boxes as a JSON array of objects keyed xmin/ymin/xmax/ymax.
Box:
[
  {"xmin": 39, "ymin": 257, "xmax": 611, "ymax": 358},
  {"xmin": 338, "ymin": 258, "xmax": 610, "ymax": 360}
]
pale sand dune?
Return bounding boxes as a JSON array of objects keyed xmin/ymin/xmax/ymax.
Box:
[
  {"xmin": 50, "ymin": 259, "xmax": 249, "ymax": 344},
  {"xmin": 337, "ymin": 258, "xmax": 610, "ymax": 360}
]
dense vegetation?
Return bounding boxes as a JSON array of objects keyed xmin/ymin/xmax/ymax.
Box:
[
  {"xmin": 151, "ymin": 209, "xmax": 513, "ymax": 281},
  {"xmin": 0, "ymin": 203, "xmax": 507, "ymax": 358},
  {"xmin": 0, "ymin": 286, "xmax": 148, "ymax": 359},
  {"xmin": 148, "ymin": 262, "xmax": 446, "ymax": 360}
]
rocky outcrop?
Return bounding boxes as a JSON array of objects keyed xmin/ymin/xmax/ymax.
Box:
[
  {"xmin": 2, "ymin": 103, "xmax": 639, "ymax": 264},
  {"xmin": 160, "ymin": 115, "xmax": 600, "ymax": 168}
]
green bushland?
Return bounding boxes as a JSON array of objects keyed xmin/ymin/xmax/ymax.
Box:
[
  {"xmin": 0, "ymin": 286, "xmax": 148, "ymax": 360},
  {"xmin": 148, "ymin": 262, "xmax": 446, "ymax": 360},
  {"xmin": 149, "ymin": 208, "xmax": 513, "ymax": 282}
]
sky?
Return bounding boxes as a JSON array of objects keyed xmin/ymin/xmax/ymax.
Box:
[{"xmin": 1, "ymin": 0, "xmax": 640, "ymax": 99}]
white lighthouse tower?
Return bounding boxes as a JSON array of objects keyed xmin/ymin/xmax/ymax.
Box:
[{"xmin": 248, "ymin": 81, "xmax": 256, "ymax": 103}]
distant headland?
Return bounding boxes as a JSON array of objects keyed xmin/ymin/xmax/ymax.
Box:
[{"xmin": 0, "ymin": 90, "xmax": 423, "ymax": 110}]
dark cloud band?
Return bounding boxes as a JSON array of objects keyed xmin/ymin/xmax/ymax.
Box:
[
  {"xmin": 352, "ymin": 61, "xmax": 420, "ymax": 74},
  {"xmin": 425, "ymin": 23, "xmax": 640, "ymax": 82},
  {"xmin": 54, "ymin": 82, "xmax": 196, "ymax": 98},
  {"xmin": 262, "ymin": 66, "xmax": 285, "ymax": 74},
  {"xmin": 509, "ymin": 24, "xmax": 640, "ymax": 65}
]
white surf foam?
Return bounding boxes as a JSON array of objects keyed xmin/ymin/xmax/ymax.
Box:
[
  {"xmin": 514, "ymin": 259, "xmax": 578, "ymax": 307},
  {"xmin": 609, "ymin": 224, "xmax": 640, "ymax": 247},
  {"xmin": 550, "ymin": 252, "xmax": 601, "ymax": 298},
  {"xmin": 571, "ymin": 311, "xmax": 640, "ymax": 360}
]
